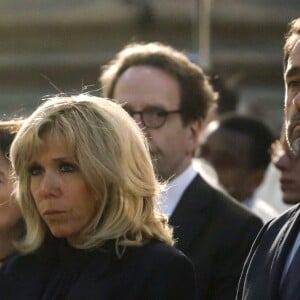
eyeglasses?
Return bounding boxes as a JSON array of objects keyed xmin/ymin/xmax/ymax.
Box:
[{"xmin": 123, "ymin": 106, "xmax": 182, "ymax": 129}]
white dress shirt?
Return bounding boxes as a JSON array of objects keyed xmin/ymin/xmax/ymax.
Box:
[
  {"xmin": 243, "ymin": 196, "xmax": 279, "ymax": 224},
  {"xmin": 158, "ymin": 164, "xmax": 197, "ymax": 218}
]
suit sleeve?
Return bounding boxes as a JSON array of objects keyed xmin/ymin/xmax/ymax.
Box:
[
  {"xmin": 210, "ymin": 215, "xmax": 263, "ymax": 300},
  {"xmin": 235, "ymin": 220, "xmax": 270, "ymax": 300}
]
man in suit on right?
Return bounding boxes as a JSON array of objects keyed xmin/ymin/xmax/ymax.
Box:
[
  {"xmin": 100, "ymin": 42, "xmax": 263, "ymax": 300},
  {"xmin": 236, "ymin": 18, "xmax": 300, "ymax": 300}
]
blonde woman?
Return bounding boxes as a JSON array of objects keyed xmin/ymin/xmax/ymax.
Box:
[
  {"xmin": 0, "ymin": 95, "xmax": 195, "ymax": 300},
  {"xmin": 0, "ymin": 120, "xmax": 23, "ymax": 267}
]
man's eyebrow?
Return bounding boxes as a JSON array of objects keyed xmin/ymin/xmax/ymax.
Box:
[{"xmin": 285, "ymin": 66, "xmax": 300, "ymax": 79}]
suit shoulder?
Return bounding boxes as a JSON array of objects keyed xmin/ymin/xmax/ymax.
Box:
[
  {"xmin": 194, "ymin": 175, "xmax": 263, "ymax": 224},
  {"xmin": 137, "ymin": 240, "xmax": 191, "ymax": 265},
  {"xmin": 123, "ymin": 240, "xmax": 195, "ymax": 285},
  {"xmin": 123, "ymin": 241, "xmax": 196, "ymax": 299},
  {"xmin": 261, "ymin": 204, "xmax": 300, "ymax": 235},
  {"xmin": 124, "ymin": 240, "xmax": 193, "ymax": 279}
]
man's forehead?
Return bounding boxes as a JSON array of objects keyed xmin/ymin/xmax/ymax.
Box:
[{"xmin": 285, "ymin": 39, "xmax": 300, "ymax": 79}]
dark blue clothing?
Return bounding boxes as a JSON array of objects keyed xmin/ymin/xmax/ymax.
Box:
[
  {"xmin": 236, "ymin": 204, "xmax": 300, "ymax": 300},
  {"xmin": 170, "ymin": 174, "xmax": 263, "ymax": 300},
  {"xmin": 0, "ymin": 238, "xmax": 196, "ymax": 300}
]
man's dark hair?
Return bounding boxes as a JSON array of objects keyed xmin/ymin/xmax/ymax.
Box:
[
  {"xmin": 0, "ymin": 120, "xmax": 23, "ymax": 158},
  {"xmin": 284, "ymin": 18, "xmax": 300, "ymax": 71},
  {"xmin": 218, "ymin": 114, "xmax": 275, "ymax": 171},
  {"xmin": 100, "ymin": 42, "xmax": 217, "ymax": 125},
  {"xmin": 209, "ymin": 73, "xmax": 239, "ymax": 115}
]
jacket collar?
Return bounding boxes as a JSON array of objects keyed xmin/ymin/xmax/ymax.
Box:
[
  {"xmin": 169, "ymin": 174, "xmax": 211, "ymax": 251},
  {"xmin": 267, "ymin": 205, "xmax": 300, "ymax": 299}
]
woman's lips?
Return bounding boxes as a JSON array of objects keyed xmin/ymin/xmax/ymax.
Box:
[{"xmin": 43, "ymin": 210, "xmax": 66, "ymax": 216}]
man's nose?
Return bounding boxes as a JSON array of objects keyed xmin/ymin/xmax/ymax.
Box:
[
  {"xmin": 131, "ymin": 112, "xmax": 145, "ymax": 128},
  {"xmin": 274, "ymin": 153, "xmax": 290, "ymax": 171}
]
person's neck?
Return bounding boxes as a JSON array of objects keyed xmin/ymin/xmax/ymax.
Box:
[{"xmin": 160, "ymin": 161, "xmax": 192, "ymax": 182}]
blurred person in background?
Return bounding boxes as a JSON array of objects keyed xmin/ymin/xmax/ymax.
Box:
[
  {"xmin": 0, "ymin": 95, "xmax": 196, "ymax": 300},
  {"xmin": 193, "ymin": 72, "xmax": 241, "ymax": 187},
  {"xmin": 271, "ymin": 129, "xmax": 300, "ymax": 205},
  {"xmin": 197, "ymin": 71, "xmax": 240, "ymax": 132},
  {"xmin": 0, "ymin": 120, "xmax": 24, "ymax": 267},
  {"xmin": 199, "ymin": 113, "xmax": 278, "ymax": 223},
  {"xmin": 209, "ymin": 72, "xmax": 240, "ymax": 116},
  {"xmin": 254, "ymin": 162, "xmax": 290, "ymax": 214},
  {"xmin": 100, "ymin": 41, "xmax": 263, "ymax": 300}
]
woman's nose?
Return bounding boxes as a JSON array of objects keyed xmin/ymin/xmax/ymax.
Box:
[{"xmin": 38, "ymin": 172, "xmax": 60, "ymax": 198}]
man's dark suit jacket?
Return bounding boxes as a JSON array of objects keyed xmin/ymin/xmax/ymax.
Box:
[
  {"xmin": 169, "ymin": 174, "xmax": 263, "ymax": 300},
  {"xmin": 236, "ymin": 204, "xmax": 300, "ymax": 300}
]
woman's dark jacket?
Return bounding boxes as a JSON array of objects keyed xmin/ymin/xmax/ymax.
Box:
[{"xmin": 0, "ymin": 237, "xmax": 196, "ymax": 300}]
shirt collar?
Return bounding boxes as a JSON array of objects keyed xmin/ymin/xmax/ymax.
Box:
[{"xmin": 158, "ymin": 164, "xmax": 197, "ymax": 218}]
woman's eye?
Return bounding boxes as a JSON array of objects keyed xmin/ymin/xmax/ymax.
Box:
[
  {"xmin": 28, "ymin": 165, "xmax": 43, "ymax": 176},
  {"xmin": 59, "ymin": 162, "xmax": 78, "ymax": 173}
]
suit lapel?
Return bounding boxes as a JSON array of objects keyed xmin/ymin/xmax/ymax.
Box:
[
  {"xmin": 267, "ymin": 205, "xmax": 300, "ymax": 299},
  {"xmin": 169, "ymin": 175, "xmax": 211, "ymax": 252}
]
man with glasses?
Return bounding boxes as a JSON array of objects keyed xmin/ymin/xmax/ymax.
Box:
[{"xmin": 100, "ymin": 42, "xmax": 263, "ymax": 300}]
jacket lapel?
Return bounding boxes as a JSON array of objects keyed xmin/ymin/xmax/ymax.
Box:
[
  {"xmin": 268, "ymin": 205, "xmax": 300, "ymax": 299},
  {"xmin": 169, "ymin": 175, "xmax": 211, "ymax": 252}
]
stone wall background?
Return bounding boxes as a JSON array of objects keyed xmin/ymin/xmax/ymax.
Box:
[{"xmin": 1, "ymin": 0, "xmax": 299, "ymax": 135}]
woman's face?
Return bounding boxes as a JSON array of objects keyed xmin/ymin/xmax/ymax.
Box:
[
  {"xmin": 29, "ymin": 133, "xmax": 98, "ymax": 242},
  {"xmin": 0, "ymin": 153, "xmax": 21, "ymax": 233}
]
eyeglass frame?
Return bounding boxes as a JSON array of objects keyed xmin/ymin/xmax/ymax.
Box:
[{"xmin": 122, "ymin": 105, "xmax": 182, "ymax": 129}]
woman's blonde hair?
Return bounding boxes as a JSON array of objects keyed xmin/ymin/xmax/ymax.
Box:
[{"xmin": 11, "ymin": 94, "xmax": 173, "ymax": 254}]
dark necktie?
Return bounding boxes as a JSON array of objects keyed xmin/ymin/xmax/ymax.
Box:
[{"xmin": 280, "ymin": 245, "xmax": 300, "ymax": 300}]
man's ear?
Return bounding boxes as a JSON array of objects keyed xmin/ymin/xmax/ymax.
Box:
[
  {"xmin": 188, "ymin": 119, "xmax": 204, "ymax": 155},
  {"xmin": 190, "ymin": 119, "xmax": 204, "ymax": 139}
]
